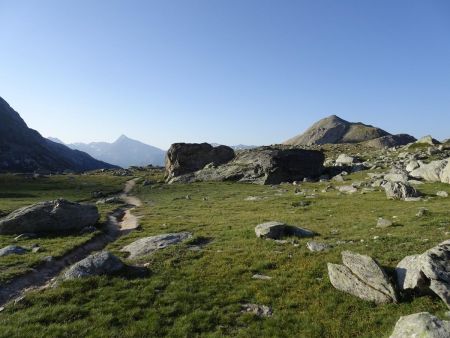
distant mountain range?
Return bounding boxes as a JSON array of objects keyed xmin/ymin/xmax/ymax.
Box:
[
  {"xmin": 211, "ymin": 143, "xmax": 257, "ymax": 150},
  {"xmin": 284, "ymin": 115, "xmax": 416, "ymax": 148},
  {"xmin": 52, "ymin": 135, "xmax": 166, "ymax": 168},
  {"xmin": 0, "ymin": 96, "xmax": 116, "ymax": 172}
]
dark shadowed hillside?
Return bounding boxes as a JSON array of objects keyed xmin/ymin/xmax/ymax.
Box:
[{"xmin": 0, "ymin": 97, "xmax": 116, "ymax": 172}]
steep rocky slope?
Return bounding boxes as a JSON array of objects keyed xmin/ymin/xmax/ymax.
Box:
[{"xmin": 0, "ymin": 96, "xmax": 115, "ymax": 172}]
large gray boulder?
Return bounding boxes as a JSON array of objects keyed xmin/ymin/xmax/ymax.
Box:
[
  {"xmin": 121, "ymin": 232, "xmax": 192, "ymax": 259},
  {"xmin": 328, "ymin": 251, "xmax": 397, "ymax": 304},
  {"xmin": 255, "ymin": 221, "xmax": 316, "ymax": 239},
  {"xmin": 410, "ymin": 159, "xmax": 450, "ymax": 184},
  {"xmin": 165, "ymin": 143, "xmax": 235, "ymax": 181},
  {"xmin": 170, "ymin": 146, "xmax": 325, "ymax": 185},
  {"xmin": 389, "ymin": 312, "xmax": 450, "ymax": 338},
  {"xmin": 0, "ymin": 199, "xmax": 99, "ymax": 235},
  {"xmin": 62, "ymin": 251, "xmax": 124, "ymax": 280},
  {"xmin": 395, "ymin": 240, "xmax": 450, "ymax": 308},
  {"xmin": 382, "ymin": 181, "xmax": 420, "ymax": 200}
]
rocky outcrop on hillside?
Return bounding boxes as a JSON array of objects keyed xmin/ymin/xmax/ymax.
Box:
[
  {"xmin": 363, "ymin": 134, "xmax": 417, "ymax": 149},
  {"xmin": 168, "ymin": 146, "xmax": 325, "ymax": 185},
  {"xmin": 0, "ymin": 96, "xmax": 116, "ymax": 172},
  {"xmin": 284, "ymin": 115, "xmax": 390, "ymax": 146},
  {"xmin": 165, "ymin": 143, "xmax": 235, "ymax": 181}
]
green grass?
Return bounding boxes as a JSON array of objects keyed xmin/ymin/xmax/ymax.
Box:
[
  {"xmin": 0, "ymin": 174, "xmax": 129, "ymax": 283},
  {"xmin": 0, "ymin": 170, "xmax": 449, "ymax": 337}
]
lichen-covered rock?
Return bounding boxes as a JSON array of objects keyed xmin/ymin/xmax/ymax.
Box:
[
  {"xmin": 255, "ymin": 221, "xmax": 315, "ymax": 239},
  {"xmin": 62, "ymin": 251, "xmax": 124, "ymax": 280},
  {"xmin": 121, "ymin": 232, "xmax": 192, "ymax": 259},
  {"xmin": 389, "ymin": 312, "xmax": 450, "ymax": 338},
  {"xmin": 410, "ymin": 159, "xmax": 449, "ymax": 184},
  {"xmin": 395, "ymin": 255, "xmax": 427, "ymax": 291},
  {"xmin": 382, "ymin": 181, "xmax": 420, "ymax": 200},
  {"xmin": 0, "ymin": 199, "xmax": 99, "ymax": 235},
  {"xmin": 327, "ymin": 251, "xmax": 397, "ymax": 304}
]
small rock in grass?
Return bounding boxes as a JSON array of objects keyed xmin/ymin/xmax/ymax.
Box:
[
  {"xmin": 14, "ymin": 233, "xmax": 37, "ymax": 241},
  {"xmin": 416, "ymin": 208, "xmax": 430, "ymax": 217},
  {"xmin": 307, "ymin": 241, "xmax": 331, "ymax": 252},
  {"xmin": 62, "ymin": 251, "xmax": 124, "ymax": 280},
  {"xmin": 241, "ymin": 304, "xmax": 273, "ymax": 317},
  {"xmin": 437, "ymin": 191, "xmax": 449, "ymax": 198},
  {"xmin": 252, "ymin": 274, "xmax": 272, "ymax": 280},
  {"xmin": 377, "ymin": 218, "xmax": 393, "ymax": 228},
  {"xmin": 0, "ymin": 245, "xmax": 28, "ymax": 257},
  {"xmin": 255, "ymin": 221, "xmax": 315, "ymax": 239}
]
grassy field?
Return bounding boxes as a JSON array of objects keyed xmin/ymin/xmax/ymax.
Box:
[
  {"xmin": 0, "ymin": 174, "xmax": 129, "ymax": 283},
  {"xmin": 0, "ymin": 170, "xmax": 449, "ymax": 337}
]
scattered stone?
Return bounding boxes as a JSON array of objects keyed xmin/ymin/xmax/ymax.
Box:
[
  {"xmin": 307, "ymin": 241, "xmax": 331, "ymax": 252},
  {"xmin": 0, "ymin": 245, "xmax": 28, "ymax": 257},
  {"xmin": 62, "ymin": 251, "xmax": 125, "ymax": 280},
  {"xmin": 377, "ymin": 218, "xmax": 393, "ymax": 228},
  {"xmin": 254, "ymin": 221, "xmax": 316, "ymax": 239},
  {"xmin": 252, "ymin": 274, "xmax": 272, "ymax": 280},
  {"xmin": 0, "ymin": 199, "xmax": 99, "ymax": 235},
  {"xmin": 382, "ymin": 181, "xmax": 420, "ymax": 200},
  {"xmin": 96, "ymin": 196, "xmax": 123, "ymax": 204},
  {"xmin": 121, "ymin": 232, "xmax": 193, "ymax": 259},
  {"xmin": 404, "ymin": 197, "xmax": 423, "ymax": 202},
  {"xmin": 416, "ymin": 208, "xmax": 430, "ymax": 217},
  {"xmin": 389, "ymin": 312, "xmax": 450, "ymax": 338},
  {"xmin": 327, "ymin": 251, "xmax": 397, "ymax": 304},
  {"xmin": 245, "ymin": 196, "xmax": 262, "ymax": 201},
  {"xmin": 336, "ymin": 154, "xmax": 356, "ymax": 166},
  {"xmin": 384, "ymin": 170, "xmax": 409, "ymax": 183},
  {"xmin": 410, "ymin": 158, "xmax": 450, "ymax": 184},
  {"xmin": 14, "ymin": 233, "xmax": 37, "ymax": 241},
  {"xmin": 241, "ymin": 304, "xmax": 273, "ymax": 317},
  {"xmin": 405, "ymin": 160, "xmax": 420, "ymax": 172},
  {"xmin": 337, "ymin": 185, "xmax": 358, "ymax": 194},
  {"xmin": 437, "ymin": 191, "xmax": 449, "ymax": 198}
]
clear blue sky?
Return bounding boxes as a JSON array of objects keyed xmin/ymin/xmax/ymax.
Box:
[{"xmin": 1, "ymin": 0, "xmax": 449, "ymax": 149}]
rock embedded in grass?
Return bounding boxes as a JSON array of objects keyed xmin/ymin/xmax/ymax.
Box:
[
  {"xmin": 382, "ymin": 181, "xmax": 420, "ymax": 200},
  {"xmin": 62, "ymin": 251, "xmax": 125, "ymax": 280},
  {"xmin": 241, "ymin": 304, "xmax": 273, "ymax": 317},
  {"xmin": 254, "ymin": 221, "xmax": 315, "ymax": 239},
  {"xmin": 0, "ymin": 245, "xmax": 28, "ymax": 257},
  {"xmin": 395, "ymin": 240, "xmax": 450, "ymax": 308},
  {"xmin": 307, "ymin": 241, "xmax": 331, "ymax": 252},
  {"xmin": 327, "ymin": 251, "xmax": 397, "ymax": 304},
  {"xmin": 121, "ymin": 232, "xmax": 193, "ymax": 259},
  {"xmin": 377, "ymin": 218, "xmax": 393, "ymax": 228},
  {"xmin": 437, "ymin": 191, "xmax": 449, "ymax": 198},
  {"xmin": 389, "ymin": 312, "xmax": 450, "ymax": 338},
  {"xmin": 0, "ymin": 199, "xmax": 99, "ymax": 235}
]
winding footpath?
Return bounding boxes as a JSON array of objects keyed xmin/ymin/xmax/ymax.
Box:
[{"xmin": 0, "ymin": 178, "xmax": 142, "ymax": 307}]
